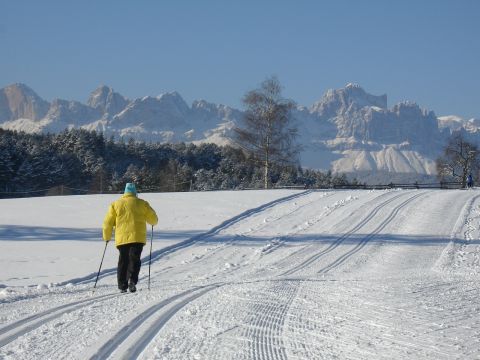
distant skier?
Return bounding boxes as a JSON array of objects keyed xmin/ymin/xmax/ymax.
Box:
[
  {"xmin": 103, "ymin": 183, "xmax": 158, "ymax": 293},
  {"xmin": 467, "ymin": 174, "xmax": 474, "ymax": 189}
]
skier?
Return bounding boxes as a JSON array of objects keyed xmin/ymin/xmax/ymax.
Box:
[
  {"xmin": 467, "ymin": 174, "xmax": 474, "ymax": 189},
  {"xmin": 103, "ymin": 183, "xmax": 158, "ymax": 293}
]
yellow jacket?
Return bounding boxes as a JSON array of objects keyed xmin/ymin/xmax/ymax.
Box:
[{"xmin": 103, "ymin": 193, "xmax": 158, "ymax": 247}]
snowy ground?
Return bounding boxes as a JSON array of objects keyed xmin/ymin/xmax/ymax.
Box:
[{"xmin": 0, "ymin": 189, "xmax": 479, "ymax": 359}]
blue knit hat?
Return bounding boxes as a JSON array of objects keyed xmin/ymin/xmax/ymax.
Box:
[{"xmin": 124, "ymin": 183, "xmax": 137, "ymax": 195}]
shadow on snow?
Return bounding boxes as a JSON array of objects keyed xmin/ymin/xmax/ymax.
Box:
[{"xmin": 0, "ymin": 225, "xmax": 203, "ymax": 242}]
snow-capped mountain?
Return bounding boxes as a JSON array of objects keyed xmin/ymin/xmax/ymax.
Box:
[
  {"xmin": 294, "ymin": 83, "xmax": 448, "ymax": 176},
  {"xmin": 87, "ymin": 85, "xmax": 129, "ymax": 118},
  {"xmin": 438, "ymin": 115, "xmax": 480, "ymax": 133},
  {"xmin": 0, "ymin": 83, "xmax": 242, "ymax": 145},
  {"xmin": 0, "ymin": 83, "xmax": 49, "ymax": 122},
  {"xmin": 0, "ymin": 82, "xmax": 475, "ymax": 180}
]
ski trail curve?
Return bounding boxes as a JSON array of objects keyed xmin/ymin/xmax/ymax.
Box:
[
  {"xmin": 89, "ymin": 284, "xmax": 223, "ymax": 360},
  {"xmin": 169, "ymin": 191, "xmax": 335, "ymax": 269},
  {"xmin": 434, "ymin": 193, "xmax": 480, "ymax": 273},
  {"xmin": 0, "ymin": 292, "xmax": 119, "ymax": 348},
  {"xmin": 280, "ymin": 191, "xmax": 411, "ymax": 277},
  {"xmin": 317, "ymin": 191, "xmax": 427, "ymax": 274}
]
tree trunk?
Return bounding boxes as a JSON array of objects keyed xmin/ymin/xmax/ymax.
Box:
[
  {"xmin": 264, "ymin": 159, "xmax": 269, "ymax": 189},
  {"xmin": 462, "ymin": 163, "xmax": 468, "ymax": 188},
  {"xmin": 264, "ymin": 136, "xmax": 270, "ymax": 189}
]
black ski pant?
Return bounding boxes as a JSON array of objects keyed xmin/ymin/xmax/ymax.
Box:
[{"xmin": 117, "ymin": 243, "xmax": 144, "ymax": 290}]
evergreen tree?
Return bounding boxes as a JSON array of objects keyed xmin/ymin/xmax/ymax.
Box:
[
  {"xmin": 0, "ymin": 128, "xmax": 353, "ymax": 197},
  {"xmin": 0, "ymin": 145, "xmax": 14, "ymax": 192}
]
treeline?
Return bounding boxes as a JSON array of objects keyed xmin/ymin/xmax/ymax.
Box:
[{"xmin": 0, "ymin": 128, "xmax": 351, "ymax": 197}]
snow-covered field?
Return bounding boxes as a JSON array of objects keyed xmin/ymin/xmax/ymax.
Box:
[{"xmin": 1, "ymin": 189, "xmax": 479, "ymax": 359}]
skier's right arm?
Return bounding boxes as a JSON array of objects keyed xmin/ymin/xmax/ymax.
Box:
[{"xmin": 102, "ymin": 204, "xmax": 116, "ymax": 242}]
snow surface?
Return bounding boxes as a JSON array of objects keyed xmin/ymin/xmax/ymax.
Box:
[
  {"xmin": 1, "ymin": 189, "xmax": 480, "ymax": 359},
  {"xmin": 330, "ymin": 149, "xmax": 436, "ymax": 174}
]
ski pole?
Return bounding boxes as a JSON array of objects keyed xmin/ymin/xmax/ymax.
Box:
[
  {"xmin": 93, "ymin": 241, "xmax": 109, "ymax": 292},
  {"xmin": 148, "ymin": 225, "xmax": 153, "ymax": 291}
]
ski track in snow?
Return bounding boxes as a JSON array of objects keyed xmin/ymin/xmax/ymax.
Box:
[
  {"xmin": 316, "ymin": 191, "xmax": 427, "ymax": 275},
  {"xmin": 279, "ymin": 191, "xmax": 412, "ymax": 276},
  {"xmin": 90, "ymin": 284, "xmax": 224, "ymax": 360},
  {"xmin": 230, "ymin": 280, "xmax": 300, "ymax": 360},
  {"xmin": 1, "ymin": 189, "xmax": 480, "ymax": 359},
  {"xmin": 0, "ymin": 292, "xmax": 118, "ymax": 348}
]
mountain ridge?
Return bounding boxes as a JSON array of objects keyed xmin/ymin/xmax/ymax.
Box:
[{"xmin": 1, "ymin": 82, "xmax": 478, "ymax": 181}]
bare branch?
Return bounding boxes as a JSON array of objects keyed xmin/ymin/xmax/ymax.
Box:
[
  {"xmin": 436, "ymin": 132, "xmax": 480, "ymax": 187},
  {"xmin": 234, "ymin": 76, "xmax": 299, "ymax": 188}
]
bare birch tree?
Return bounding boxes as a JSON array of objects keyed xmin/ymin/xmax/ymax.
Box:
[
  {"xmin": 234, "ymin": 76, "xmax": 301, "ymax": 189},
  {"xmin": 436, "ymin": 132, "xmax": 480, "ymax": 187}
]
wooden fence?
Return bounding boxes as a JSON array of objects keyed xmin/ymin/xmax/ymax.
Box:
[{"xmin": 332, "ymin": 181, "xmax": 463, "ymax": 190}]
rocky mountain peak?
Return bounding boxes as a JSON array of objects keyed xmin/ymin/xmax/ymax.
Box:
[
  {"xmin": 392, "ymin": 101, "xmax": 436, "ymax": 119},
  {"xmin": 156, "ymin": 91, "xmax": 190, "ymax": 115},
  {"xmin": 87, "ymin": 85, "xmax": 112, "ymax": 105},
  {"xmin": 310, "ymin": 84, "xmax": 387, "ymax": 118},
  {"xmin": 4, "ymin": 83, "xmax": 37, "ymax": 96},
  {"xmin": 111, "ymin": 91, "xmax": 191, "ymax": 131},
  {"xmin": 345, "ymin": 82, "xmax": 362, "ymax": 90},
  {"xmin": 87, "ymin": 85, "xmax": 129, "ymax": 118},
  {"xmin": 47, "ymin": 98, "xmax": 102, "ymax": 126},
  {"xmin": 192, "ymin": 99, "xmax": 213, "ymax": 109},
  {"xmin": 0, "ymin": 83, "xmax": 50, "ymax": 121}
]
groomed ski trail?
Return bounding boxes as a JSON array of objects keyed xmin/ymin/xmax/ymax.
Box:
[{"xmin": 2, "ymin": 189, "xmax": 480, "ymax": 359}]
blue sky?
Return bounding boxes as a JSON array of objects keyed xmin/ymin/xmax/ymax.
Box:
[{"xmin": 1, "ymin": 0, "xmax": 479, "ymax": 118}]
